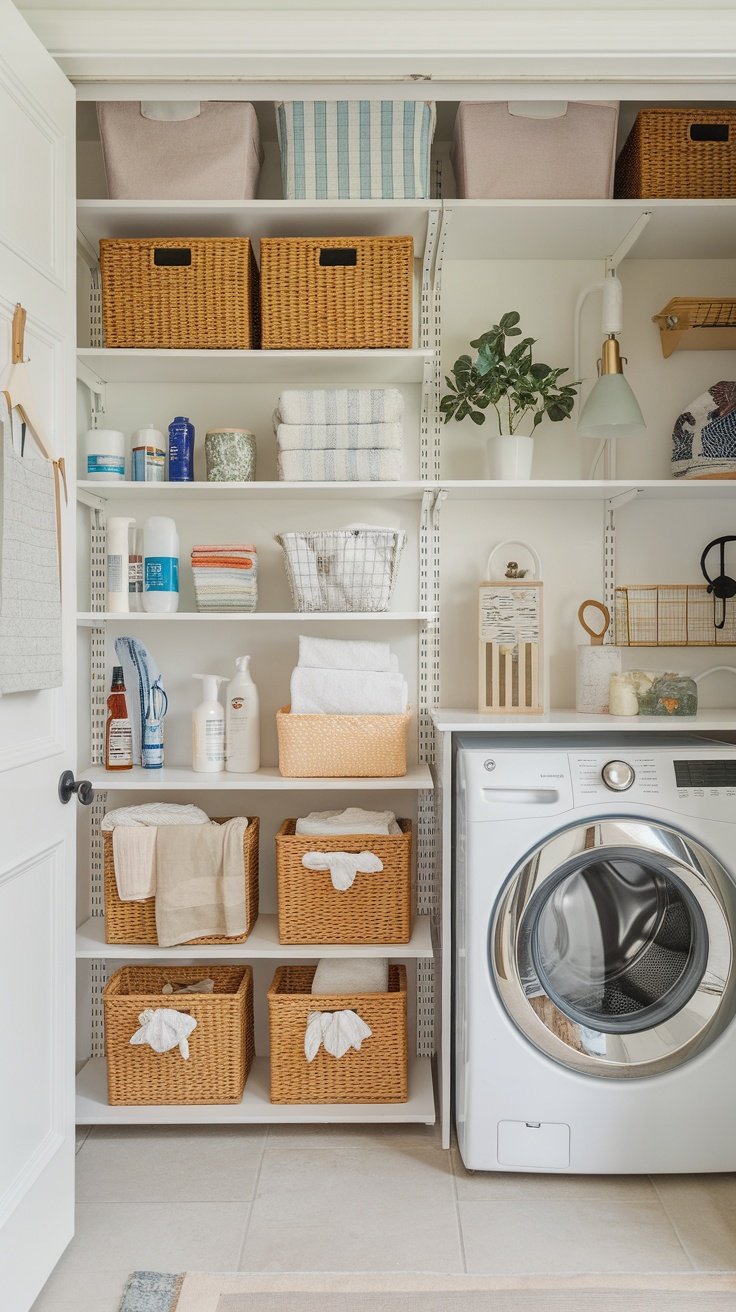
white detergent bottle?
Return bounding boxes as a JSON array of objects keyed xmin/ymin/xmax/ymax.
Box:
[
  {"xmin": 192, "ymin": 674, "xmax": 227, "ymax": 773},
  {"xmin": 107, "ymin": 516, "xmax": 136, "ymax": 613},
  {"xmin": 143, "ymin": 515, "xmax": 179, "ymax": 613},
  {"xmin": 226, "ymin": 655, "xmax": 260, "ymax": 773}
]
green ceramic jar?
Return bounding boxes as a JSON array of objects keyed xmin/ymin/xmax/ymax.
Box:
[{"xmin": 205, "ymin": 428, "xmax": 257, "ymax": 482}]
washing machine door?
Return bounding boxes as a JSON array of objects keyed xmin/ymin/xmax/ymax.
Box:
[{"xmin": 491, "ymin": 818, "xmax": 736, "ymax": 1078}]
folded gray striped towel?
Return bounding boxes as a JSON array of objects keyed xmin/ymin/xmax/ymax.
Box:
[
  {"xmin": 276, "ymin": 388, "xmax": 404, "ymax": 426},
  {"xmin": 275, "ymin": 421, "xmax": 402, "ymax": 451},
  {"xmin": 277, "ymin": 449, "xmax": 403, "ymax": 482}
]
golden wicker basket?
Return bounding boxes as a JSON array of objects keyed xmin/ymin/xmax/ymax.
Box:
[
  {"xmin": 652, "ymin": 298, "xmax": 736, "ymax": 358},
  {"xmin": 615, "ymin": 585, "xmax": 736, "ymax": 646},
  {"xmin": 104, "ymin": 964, "xmax": 254, "ymax": 1106},
  {"xmin": 259, "ymin": 235, "xmax": 413, "ymax": 350},
  {"xmin": 276, "ymin": 706, "xmax": 410, "ymax": 778},
  {"xmin": 267, "ymin": 964, "xmax": 408, "ymax": 1104},
  {"xmin": 275, "ymin": 818, "xmax": 412, "ymax": 945},
  {"xmin": 615, "ymin": 108, "xmax": 736, "ymax": 198},
  {"xmin": 103, "ymin": 816, "xmax": 259, "ymax": 945},
  {"xmin": 100, "ymin": 237, "xmax": 260, "ymax": 349}
]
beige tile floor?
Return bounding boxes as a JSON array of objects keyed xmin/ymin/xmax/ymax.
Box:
[{"xmin": 31, "ymin": 1125, "xmax": 736, "ymax": 1312}]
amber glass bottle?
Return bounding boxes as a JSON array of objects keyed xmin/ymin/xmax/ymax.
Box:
[{"xmin": 105, "ymin": 665, "xmax": 133, "ymax": 771}]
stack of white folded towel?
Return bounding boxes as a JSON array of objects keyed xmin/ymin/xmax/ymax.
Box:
[
  {"xmin": 274, "ymin": 388, "xmax": 404, "ymax": 482},
  {"xmin": 290, "ymin": 635, "xmax": 408, "ymax": 715}
]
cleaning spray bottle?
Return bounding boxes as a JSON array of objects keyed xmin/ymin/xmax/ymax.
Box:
[
  {"xmin": 225, "ymin": 655, "xmax": 260, "ymax": 773},
  {"xmin": 192, "ymin": 674, "xmax": 228, "ymax": 773}
]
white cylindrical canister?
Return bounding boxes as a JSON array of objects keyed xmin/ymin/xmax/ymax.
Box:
[
  {"xmin": 106, "ymin": 516, "xmax": 136, "ymax": 613},
  {"xmin": 575, "ymin": 645, "xmax": 622, "ymax": 714},
  {"xmin": 84, "ymin": 428, "xmax": 126, "ymax": 482},
  {"xmin": 142, "ymin": 516, "xmax": 180, "ymax": 613}
]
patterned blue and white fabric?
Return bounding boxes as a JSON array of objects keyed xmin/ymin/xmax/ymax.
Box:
[
  {"xmin": 671, "ymin": 381, "xmax": 736, "ymax": 479},
  {"xmin": 275, "ymin": 100, "xmax": 436, "ymax": 199}
]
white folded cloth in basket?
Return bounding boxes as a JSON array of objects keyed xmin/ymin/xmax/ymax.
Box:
[
  {"xmin": 298, "ymin": 636, "xmax": 394, "ymax": 673},
  {"xmin": 277, "ymin": 448, "xmax": 402, "ymax": 482},
  {"xmin": 296, "ymin": 807, "xmax": 401, "ymax": 836},
  {"xmin": 275, "ymin": 421, "xmax": 403, "ymax": 451},
  {"xmin": 301, "ymin": 848, "xmax": 384, "ymax": 891},
  {"xmin": 277, "ymin": 388, "xmax": 404, "ymax": 425},
  {"xmin": 130, "ymin": 1007, "xmax": 197, "ymax": 1061},
  {"xmin": 112, "ymin": 827, "xmax": 158, "ymax": 901},
  {"xmin": 290, "ymin": 666, "xmax": 408, "ymax": 715},
  {"xmin": 305, "ymin": 1009, "xmax": 372, "ymax": 1062}
]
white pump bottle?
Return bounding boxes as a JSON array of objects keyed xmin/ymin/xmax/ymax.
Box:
[
  {"xmin": 192, "ymin": 674, "xmax": 227, "ymax": 773},
  {"xmin": 225, "ymin": 656, "xmax": 260, "ymax": 774}
]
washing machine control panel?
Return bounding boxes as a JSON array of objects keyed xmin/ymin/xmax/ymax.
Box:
[{"xmin": 571, "ymin": 752, "xmax": 736, "ymax": 817}]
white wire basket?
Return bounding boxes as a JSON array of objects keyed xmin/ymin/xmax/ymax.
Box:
[{"xmin": 275, "ymin": 528, "xmax": 406, "ymax": 613}]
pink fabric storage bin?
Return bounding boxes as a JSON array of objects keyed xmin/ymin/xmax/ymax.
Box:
[
  {"xmin": 451, "ymin": 101, "xmax": 619, "ymax": 199},
  {"xmin": 97, "ymin": 101, "xmax": 263, "ymax": 200}
]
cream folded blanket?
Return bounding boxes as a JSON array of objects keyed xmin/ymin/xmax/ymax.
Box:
[
  {"xmin": 154, "ymin": 817, "xmax": 249, "ymax": 948},
  {"xmin": 275, "ymin": 422, "xmax": 403, "ymax": 451},
  {"xmin": 277, "ymin": 388, "xmax": 403, "ymax": 425},
  {"xmin": 277, "ymin": 448, "xmax": 402, "ymax": 482},
  {"xmin": 312, "ymin": 957, "xmax": 389, "ymax": 995},
  {"xmin": 290, "ymin": 666, "xmax": 408, "ymax": 714},
  {"xmin": 298, "ymin": 635, "xmax": 393, "ymax": 673},
  {"xmin": 112, "ymin": 827, "xmax": 158, "ymax": 901}
]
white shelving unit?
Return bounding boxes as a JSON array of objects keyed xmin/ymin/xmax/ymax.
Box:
[
  {"xmin": 75, "ymin": 180, "xmax": 736, "ymax": 1144},
  {"xmin": 76, "ymin": 1055, "xmax": 435, "ymax": 1126}
]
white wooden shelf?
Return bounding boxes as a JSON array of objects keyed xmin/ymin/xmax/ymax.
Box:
[
  {"xmin": 76, "ymin": 199, "xmax": 439, "ymax": 254},
  {"xmin": 77, "ymin": 611, "xmax": 437, "ymax": 625},
  {"xmin": 77, "ymin": 348, "xmax": 432, "ymax": 385},
  {"xmin": 441, "ymin": 199, "xmax": 736, "ymax": 261},
  {"xmin": 76, "ymin": 912, "xmax": 433, "ymax": 960},
  {"xmin": 77, "ymin": 479, "xmax": 432, "ymax": 503},
  {"xmin": 431, "ymin": 708, "xmax": 736, "ymax": 733},
  {"xmin": 84, "ymin": 764, "xmax": 434, "ymax": 791},
  {"xmin": 439, "ymin": 480, "xmax": 736, "ymax": 502},
  {"xmin": 76, "ymin": 1055, "xmax": 436, "ymax": 1126}
]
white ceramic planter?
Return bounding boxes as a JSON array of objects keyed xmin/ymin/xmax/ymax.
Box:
[{"xmin": 486, "ymin": 433, "xmax": 535, "ymax": 480}]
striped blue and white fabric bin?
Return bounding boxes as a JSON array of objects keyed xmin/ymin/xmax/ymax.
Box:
[{"xmin": 275, "ymin": 100, "xmax": 436, "ymax": 200}]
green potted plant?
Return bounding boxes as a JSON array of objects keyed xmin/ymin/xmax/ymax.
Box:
[{"xmin": 440, "ymin": 311, "xmax": 579, "ymax": 479}]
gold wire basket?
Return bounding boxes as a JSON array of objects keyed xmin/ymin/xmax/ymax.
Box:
[
  {"xmin": 615, "ymin": 585, "xmax": 736, "ymax": 646},
  {"xmin": 652, "ymin": 298, "xmax": 736, "ymax": 358}
]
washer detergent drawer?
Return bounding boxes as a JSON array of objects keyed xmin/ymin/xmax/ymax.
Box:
[{"xmin": 497, "ymin": 1120, "xmax": 571, "ymax": 1169}]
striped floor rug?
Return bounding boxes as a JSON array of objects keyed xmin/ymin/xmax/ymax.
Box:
[{"xmin": 120, "ymin": 1271, "xmax": 736, "ymax": 1312}]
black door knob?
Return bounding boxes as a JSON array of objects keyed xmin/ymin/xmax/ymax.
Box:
[{"xmin": 58, "ymin": 770, "xmax": 94, "ymax": 806}]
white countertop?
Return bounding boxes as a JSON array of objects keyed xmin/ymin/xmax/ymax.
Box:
[{"xmin": 431, "ymin": 708, "xmax": 736, "ymax": 734}]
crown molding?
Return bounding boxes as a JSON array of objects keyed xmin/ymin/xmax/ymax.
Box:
[{"xmin": 24, "ymin": 9, "xmax": 736, "ymax": 84}]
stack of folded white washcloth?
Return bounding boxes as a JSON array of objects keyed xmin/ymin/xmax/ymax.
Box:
[
  {"xmin": 290, "ymin": 635, "xmax": 408, "ymax": 715},
  {"xmin": 274, "ymin": 388, "xmax": 404, "ymax": 482},
  {"xmin": 296, "ymin": 807, "xmax": 401, "ymax": 836}
]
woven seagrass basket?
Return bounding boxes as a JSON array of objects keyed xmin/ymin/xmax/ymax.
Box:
[
  {"xmin": 615, "ymin": 585, "xmax": 736, "ymax": 646},
  {"xmin": 275, "ymin": 818, "xmax": 412, "ymax": 944},
  {"xmin": 104, "ymin": 964, "xmax": 254, "ymax": 1106},
  {"xmin": 615, "ymin": 108, "xmax": 736, "ymax": 198},
  {"xmin": 100, "ymin": 237, "xmax": 260, "ymax": 348},
  {"xmin": 276, "ymin": 707, "xmax": 410, "ymax": 778},
  {"xmin": 267, "ymin": 964, "xmax": 408, "ymax": 1104},
  {"xmin": 103, "ymin": 816, "xmax": 259, "ymax": 945},
  {"xmin": 259, "ymin": 235, "xmax": 413, "ymax": 349}
]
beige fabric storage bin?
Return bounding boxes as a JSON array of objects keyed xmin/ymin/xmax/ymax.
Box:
[
  {"xmin": 451, "ymin": 101, "xmax": 619, "ymax": 199},
  {"xmin": 97, "ymin": 101, "xmax": 263, "ymax": 200}
]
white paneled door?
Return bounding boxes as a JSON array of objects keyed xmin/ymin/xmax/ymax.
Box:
[{"xmin": 0, "ymin": 3, "xmax": 76, "ymax": 1309}]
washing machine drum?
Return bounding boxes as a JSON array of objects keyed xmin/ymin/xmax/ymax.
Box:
[{"xmin": 491, "ymin": 819, "xmax": 736, "ymax": 1078}]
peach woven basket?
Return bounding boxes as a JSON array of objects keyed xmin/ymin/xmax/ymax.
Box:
[
  {"xmin": 103, "ymin": 816, "xmax": 259, "ymax": 945},
  {"xmin": 259, "ymin": 235, "xmax": 413, "ymax": 349},
  {"xmin": 275, "ymin": 818, "xmax": 412, "ymax": 944},
  {"xmin": 267, "ymin": 964, "xmax": 408, "ymax": 1104},
  {"xmin": 100, "ymin": 236, "xmax": 260, "ymax": 348},
  {"xmin": 615, "ymin": 108, "xmax": 736, "ymax": 198},
  {"xmin": 276, "ymin": 707, "xmax": 410, "ymax": 778},
  {"xmin": 104, "ymin": 964, "xmax": 254, "ymax": 1106}
]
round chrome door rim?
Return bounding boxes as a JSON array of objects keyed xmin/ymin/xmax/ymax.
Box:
[{"xmin": 491, "ymin": 818, "xmax": 736, "ymax": 1079}]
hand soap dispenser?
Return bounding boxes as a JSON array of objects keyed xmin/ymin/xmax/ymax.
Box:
[
  {"xmin": 192, "ymin": 674, "xmax": 227, "ymax": 773},
  {"xmin": 225, "ymin": 655, "xmax": 260, "ymax": 773}
]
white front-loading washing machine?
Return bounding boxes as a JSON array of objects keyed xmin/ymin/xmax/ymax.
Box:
[{"xmin": 455, "ymin": 735, "xmax": 736, "ymax": 1173}]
